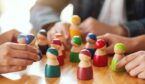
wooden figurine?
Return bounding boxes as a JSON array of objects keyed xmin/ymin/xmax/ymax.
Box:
[
  {"xmin": 37, "ymin": 29, "xmax": 49, "ymax": 54},
  {"xmin": 111, "ymin": 43, "xmax": 126, "ymax": 72},
  {"xmin": 54, "ymin": 33, "xmax": 66, "ymax": 58},
  {"xmin": 77, "ymin": 49, "xmax": 93, "ymax": 80},
  {"xmin": 45, "ymin": 47, "xmax": 60, "ymax": 77},
  {"xmin": 51, "ymin": 39, "xmax": 64, "ymax": 66},
  {"xmin": 93, "ymin": 39, "xmax": 108, "ymax": 67},
  {"xmin": 70, "ymin": 15, "xmax": 81, "ymax": 39},
  {"xmin": 17, "ymin": 34, "xmax": 42, "ymax": 59},
  {"xmin": 70, "ymin": 36, "xmax": 82, "ymax": 63},
  {"xmin": 85, "ymin": 33, "xmax": 97, "ymax": 59}
]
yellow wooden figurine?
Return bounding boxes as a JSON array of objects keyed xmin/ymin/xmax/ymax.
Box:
[{"xmin": 70, "ymin": 15, "xmax": 81, "ymax": 39}]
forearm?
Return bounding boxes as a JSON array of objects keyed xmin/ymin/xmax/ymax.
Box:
[
  {"xmin": 131, "ymin": 35, "xmax": 145, "ymax": 52},
  {"xmin": 30, "ymin": 0, "xmax": 69, "ymax": 32}
]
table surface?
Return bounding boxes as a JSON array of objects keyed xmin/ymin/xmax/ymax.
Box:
[{"xmin": 0, "ymin": 51, "xmax": 145, "ymax": 84}]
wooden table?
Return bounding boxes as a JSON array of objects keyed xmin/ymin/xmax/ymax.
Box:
[{"xmin": 0, "ymin": 51, "xmax": 145, "ymax": 84}]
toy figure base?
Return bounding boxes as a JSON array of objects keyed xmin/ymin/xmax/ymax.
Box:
[
  {"xmin": 70, "ymin": 52, "xmax": 80, "ymax": 63},
  {"xmin": 77, "ymin": 66, "xmax": 93, "ymax": 80},
  {"xmin": 57, "ymin": 56, "xmax": 64, "ymax": 66},
  {"xmin": 93, "ymin": 55, "xmax": 108, "ymax": 67},
  {"xmin": 38, "ymin": 44, "xmax": 49, "ymax": 54},
  {"xmin": 45, "ymin": 64, "xmax": 60, "ymax": 78},
  {"xmin": 86, "ymin": 48, "xmax": 96, "ymax": 59},
  {"xmin": 111, "ymin": 59, "xmax": 126, "ymax": 72}
]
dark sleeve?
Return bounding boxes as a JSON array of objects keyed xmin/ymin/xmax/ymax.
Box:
[
  {"xmin": 123, "ymin": 19, "xmax": 145, "ymax": 37},
  {"xmin": 30, "ymin": 0, "xmax": 69, "ymax": 32}
]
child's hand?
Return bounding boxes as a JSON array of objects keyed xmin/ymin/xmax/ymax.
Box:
[
  {"xmin": 117, "ymin": 51, "xmax": 145, "ymax": 79},
  {"xmin": 0, "ymin": 42, "xmax": 39, "ymax": 73}
]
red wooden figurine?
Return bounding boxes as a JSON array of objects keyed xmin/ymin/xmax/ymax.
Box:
[
  {"xmin": 77, "ymin": 49, "xmax": 93, "ymax": 80},
  {"xmin": 93, "ymin": 39, "xmax": 108, "ymax": 67},
  {"xmin": 51, "ymin": 39, "xmax": 64, "ymax": 66}
]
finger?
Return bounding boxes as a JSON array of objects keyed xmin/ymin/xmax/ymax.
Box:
[
  {"xmin": 116, "ymin": 52, "xmax": 139, "ymax": 69},
  {"xmin": 10, "ymin": 49, "xmax": 39, "ymax": 61},
  {"xmin": 138, "ymin": 70, "xmax": 145, "ymax": 79},
  {"xmin": 62, "ymin": 25, "xmax": 70, "ymax": 40},
  {"xmin": 129, "ymin": 63, "xmax": 145, "ymax": 77},
  {"xmin": 8, "ymin": 58, "xmax": 33, "ymax": 66},
  {"xmin": 0, "ymin": 66, "xmax": 26, "ymax": 73},
  {"xmin": 125, "ymin": 55, "xmax": 143, "ymax": 72},
  {"xmin": 106, "ymin": 44, "xmax": 114, "ymax": 55},
  {"xmin": 8, "ymin": 43, "xmax": 38, "ymax": 53}
]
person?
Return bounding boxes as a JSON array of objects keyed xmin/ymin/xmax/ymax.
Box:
[
  {"xmin": 98, "ymin": 33, "xmax": 145, "ymax": 79},
  {"xmin": 0, "ymin": 29, "xmax": 39, "ymax": 73},
  {"xmin": 30, "ymin": 0, "xmax": 145, "ymax": 41}
]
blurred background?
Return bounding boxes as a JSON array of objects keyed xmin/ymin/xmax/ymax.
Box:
[
  {"xmin": 0, "ymin": 0, "xmax": 37, "ymax": 33},
  {"xmin": 0, "ymin": 0, "xmax": 73, "ymax": 34}
]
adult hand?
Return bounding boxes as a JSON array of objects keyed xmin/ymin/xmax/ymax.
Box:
[
  {"xmin": 80, "ymin": 17, "xmax": 128, "ymax": 39},
  {"xmin": 98, "ymin": 33, "xmax": 135, "ymax": 54},
  {"xmin": 0, "ymin": 42, "xmax": 39, "ymax": 73},
  {"xmin": 47, "ymin": 22, "xmax": 70, "ymax": 40},
  {"xmin": 1, "ymin": 29, "xmax": 21, "ymax": 43},
  {"xmin": 117, "ymin": 51, "xmax": 145, "ymax": 79}
]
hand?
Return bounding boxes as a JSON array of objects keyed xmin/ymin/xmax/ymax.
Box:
[
  {"xmin": 80, "ymin": 17, "xmax": 128, "ymax": 39},
  {"xmin": 98, "ymin": 33, "xmax": 135, "ymax": 54},
  {"xmin": 0, "ymin": 42, "xmax": 39, "ymax": 73},
  {"xmin": 47, "ymin": 22, "xmax": 70, "ymax": 40},
  {"xmin": 2, "ymin": 29, "xmax": 21, "ymax": 43},
  {"xmin": 117, "ymin": 51, "xmax": 145, "ymax": 79}
]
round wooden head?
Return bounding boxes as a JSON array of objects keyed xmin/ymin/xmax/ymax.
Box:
[
  {"xmin": 51, "ymin": 39, "xmax": 61, "ymax": 49},
  {"xmin": 46, "ymin": 47, "xmax": 58, "ymax": 59},
  {"xmin": 17, "ymin": 34, "xmax": 25, "ymax": 44},
  {"xmin": 71, "ymin": 36, "xmax": 82, "ymax": 46},
  {"xmin": 79, "ymin": 49, "xmax": 91, "ymax": 61},
  {"xmin": 17, "ymin": 34, "xmax": 35, "ymax": 45},
  {"xmin": 37, "ymin": 29, "xmax": 47, "ymax": 40},
  {"xmin": 71, "ymin": 15, "xmax": 81, "ymax": 25},
  {"xmin": 114, "ymin": 43, "xmax": 126, "ymax": 54},
  {"xmin": 86, "ymin": 33, "xmax": 96, "ymax": 43},
  {"xmin": 96, "ymin": 39, "xmax": 106, "ymax": 49},
  {"xmin": 25, "ymin": 34, "xmax": 35, "ymax": 44}
]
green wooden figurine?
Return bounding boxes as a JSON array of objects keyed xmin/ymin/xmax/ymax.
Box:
[
  {"xmin": 111, "ymin": 43, "xmax": 126, "ymax": 72},
  {"xmin": 45, "ymin": 47, "xmax": 60, "ymax": 78},
  {"xmin": 70, "ymin": 36, "xmax": 82, "ymax": 63}
]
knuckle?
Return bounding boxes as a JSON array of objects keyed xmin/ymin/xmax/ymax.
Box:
[
  {"xmin": 125, "ymin": 64, "xmax": 130, "ymax": 72},
  {"xmin": 129, "ymin": 70, "xmax": 136, "ymax": 77},
  {"xmin": 138, "ymin": 51, "xmax": 145, "ymax": 54},
  {"xmin": 104, "ymin": 33, "xmax": 111, "ymax": 36}
]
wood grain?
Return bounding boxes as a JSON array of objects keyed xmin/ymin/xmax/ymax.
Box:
[{"xmin": 0, "ymin": 51, "xmax": 144, "ymax": 84}]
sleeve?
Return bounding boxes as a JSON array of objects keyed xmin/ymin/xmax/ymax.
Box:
[
  {"xmin": 123, "ymin": 19, "xmax": 145, "ymax": 37},
  {"xmin": 30, "ymin": 0, "xmax": 70, "ymax": 32}
]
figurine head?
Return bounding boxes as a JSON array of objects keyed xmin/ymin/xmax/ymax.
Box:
[
  {"xmin": 17, "ymin": 34, "xmax": 35, "ymax": 45},
  {"xmin": 96, "ymin": 39, "xmax": 106, "ymax": 49},
  {"xmin": 79, "ymin": 49, "xmax": 91, "ymax": 61},
  {"xmin": 71, "ymin": 15, "xmax": 81, "ymax": 25},
  {"xmin": 37, "ymin": 29, "xmax": 47, "ymax": 40},
  {"xmin": 46, "ymin": 47, "xmax": 58, "ymax": 59},
  {"xmin": 54, "ymin": 33, "xmax": 64, "ymax": 41},
  {"xmin": 17, "ymin": 34, "xmax": 25, "ymax": 44},
  {"xmin": 86, "ymin": 33, "xmax": 96, "ymax": 43},
  {"xmin": 51, "ymin": 39, "xmax": 61, "ymax": 49},
  {"xmin": 25, "ymin": 34, "xmax": 35, "ymax": 45},
  {"xmin": 71, "ymin": 36, "xmax": 82, "ymax": 46},
  {"xmin": 114, "ymin": 43, "xmax": 126, "ymax": 54}
]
